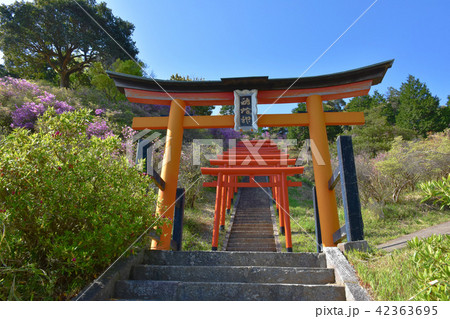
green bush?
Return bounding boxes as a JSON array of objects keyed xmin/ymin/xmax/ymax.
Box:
[
  {"xmin": 355, "ymin": 130, "xmax": 450, "ymax": 205},
  {"xmin": 178, "ymin": 142, "xmax": 220, "ymax": 209},
  {"xmin": 0, "ymin": 109, "xmax": 164, "ymax": 300},
  {"xmin": 407, "ymin": 235, "xmax": 450, "ymax": 301},
  {"xmin": 376, "ymin": 132, "xmax": 450, "ymax": 202},
  {"xmin": 419, "ymin": 174, "xmax": 450, "ymax": 209}
]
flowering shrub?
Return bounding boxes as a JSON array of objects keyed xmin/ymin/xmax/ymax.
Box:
[
  {"xmin": 10, "ymin": 92, "xmax": 75, "ymax": 129},
  {"xmin": 86, "ymin": 120, "xmax": 114, "ymax": 140},
  {"xmin": 0, "ymin": 77, "xmax": 77, "ymax": 130},
  {"xmin": 0, "ymin": 109, "xmax": 164, "ymax": 300},
  {"xmin": 209, "ymin": 128, "xmax": 242, "ymax": 148}
]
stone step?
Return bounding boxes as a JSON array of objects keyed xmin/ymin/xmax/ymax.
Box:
[
  {"xmin": 143, "ymin": 251, "xmax": 326, "ymax": 268},
  {"xmin": 227, "ymin": 234, "xmax": 275, "ymax": 238},
  {"xmin": 233, "ymin": 218, "xmax": 271, "ymax": 220},
  {"xmin": 232, "ymin": 222, "xmax": 273, "ymax": 225},
  {"xmin": 235, "ymin": 212, "xmax": 270, "ymax": 214},
  {"xmin": 232, "ymin": 223, "xmax": 273, "ymax": 226},
  {"xmin": 229, "ymin": 230, "xmax": 274, "ymax": 234},
  {"xmin": 131, "ymin": 265, "xmax": 336, "ymax": 284},
  {"xmin": 114, "ymin": 280, "xmax": 346, "ymax": 301},
  {"xmin": 231, "ymin": 223, "xmax": 274, "ymax": 227},
  {"xmin": 227, "ymin": 238, "xmax": 276, "ymax": 244},
  {"xmin": 226, "ymin": 247, "xmax": 277, "ymax": 252},
  {"xmin": 230, "ymin": 225, "xmax": 274, "ymax": 229},
  {"xmin": 233, "ymin": 216, "xmax": 271, "ymax": 218},
  {"xmin": 226, "ymin": 245, "xmax": 277, "ymax": 250}
]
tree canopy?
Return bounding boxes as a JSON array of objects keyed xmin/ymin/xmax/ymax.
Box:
[
  {"xmin": 0, "ymin": 0, "xmax": 138, "ymax": 88},
  {"xmin": 396, "ymin": 75, "xmax": 447, "ymax": 137},
  {"xmin": 219, "ymin": 105, "xmax": 234, "ymax": 115},
  {"xmin": 88, "ymin": 59, "xmax": 143, "ymax": 100},
  {"xmin": 341, "ymin": 75, "xmax": 449, "ymax": 155},
  {"xmin": 287, "ymin": 100, "xmax": 345, "ymax": 145}
]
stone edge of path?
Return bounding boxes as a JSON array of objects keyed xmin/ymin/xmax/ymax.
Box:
[
  {"xmin": 73, "ymin": 249, "xmax": 145, "ymax": 301},
  {"xmin": 323, "ymin": 247, "xmax": 372, "ymax": 301}
]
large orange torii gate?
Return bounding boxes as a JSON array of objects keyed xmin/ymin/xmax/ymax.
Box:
[{"xmin": 108, "ymin": 59, "xmax": 394, "ymax": 250}]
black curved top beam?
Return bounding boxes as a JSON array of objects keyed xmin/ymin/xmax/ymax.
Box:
[{"xmin": 107, "ymin": 59, "xmax": 394, "ymax": 94}]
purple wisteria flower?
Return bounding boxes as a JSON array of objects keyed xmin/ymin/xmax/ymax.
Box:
[
  {"xmin": 121, "ymin": 125, "xmax": 135, "ymax": 140},
  {"xmin": 11, "ymin": 102, "xmax": 46, "ymax": 129},
  {"xmin": 95, "ymin": 108, "xmax": 105, "ymax": 116},
  {"xmin": 54, "ymin": 101, "xmax": 74, "ymax": 114},
  {"xmin": 0, "ymin": 77, "xmax": 41, "ymax": 95},
  {"xmin": 38, "ymin": 91, "xmax": 56, "ymax": 104},
  {"xmin": 209, "ymin": 128, "xmax": 242, "ymax": 140},
  {"xmin": 86, "ymin": 120, "xmax": 114, "ymax": 139},
  {"xmin": 5, "ymin": 78, "xmax": 75, "ymax": 129}
]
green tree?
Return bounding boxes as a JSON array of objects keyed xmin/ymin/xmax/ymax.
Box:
[
  {"xmin": 287, "ymin": 103, "xmax": 308, "ymax": 145},
  {"xmin": 396, "ymin": 75, "xmax": 448, "ymax": 137},
  {"xmin": 219, "ymin": 105, "xmax": 234, "ymax": 115},
  {"xmin": 287, "ymin": 99, "xmax": 345, "ymax": 145},
  {"xmin": 345, "ymin": 91, "xmax": 397, "ymax": 124},
  {"xmin": 169, "ymin": 73, "xmax": 214, "ymax": 115},
  {"xmin": 267, "ymin": 126, "xmax": 288, "ymax": 137},
  {"xmin": 323, "ymin": 99, "xmax": 345, "ymax": 141},
  {"xmin": 0, "ymin": 0, "xmax": 138, "ymax": 88},
  {"xmin": 287, "ymin": 100, "xmax": 344, "ymax": 146},
  {"xmin": 87, "ymin": 59, "xmax": 143, "ymax": 100},
  {"xmin": 347, "ymin": 105, "xmax": 415, "ymax": 156}
]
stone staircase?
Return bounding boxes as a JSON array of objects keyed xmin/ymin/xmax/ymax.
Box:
[
  {"xmin": 113, "ymin": 250, "xmax": 346, "ymax": 301},
  {"xmin": 225, "ymin": 177, "xmax": 279, "ymax": 252}
]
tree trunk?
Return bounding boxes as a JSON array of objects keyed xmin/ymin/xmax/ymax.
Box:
[{"xmin": 59, "ymin": 72, "xmax": 70, "ymax": 88}]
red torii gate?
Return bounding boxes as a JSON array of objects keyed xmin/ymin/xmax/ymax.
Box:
[
  {"xmin": 201, "ymin": 139, "xmax": 303, "ymax": 251},
  {"xmin": 202, "ymin": 165, "xmax": 303, "ymax": 252}
]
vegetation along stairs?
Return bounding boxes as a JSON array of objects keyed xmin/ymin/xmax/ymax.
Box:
[
  {"xmin": 112, "ymin": 177, "xmax": 346, "ymax": 300},
  {"xmin": 113, "ymin": 250, "xmax": 346, "ymax": 301},
  {"xmin": 80, "ymin": 177, "xmax": 351, "ymax": 301}
]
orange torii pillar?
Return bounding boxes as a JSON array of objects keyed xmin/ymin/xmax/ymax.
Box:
[
  {"xmin": 152, "ymin": 99, "xmax": 186, "ymax": 250},
  {"xmin": 307, "ymin": 95, "xmax": 340, "ymax": 247}
]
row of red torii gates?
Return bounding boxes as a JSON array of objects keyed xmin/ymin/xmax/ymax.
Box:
[
  {"xmin": 108, "ymin": 59, "xmax": 394, "ymax": 251},
  {"xmin": 202, "ymin": 139, "xmax": 303, "ymax": 251}
]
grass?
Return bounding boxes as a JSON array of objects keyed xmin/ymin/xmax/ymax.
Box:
[
  {"xmin": 276, "ymin": 177, "xmax": 449, "ymax": 252},
  {"xmin": 182, "ymin": 187, "xmax": 231, "ymax": 251},
  {"xmin": 360, "ymin": 202, "xmax": 449, "ymax": 247},
  {"xmin": 346, "ymin": 248, "xmax": 420, "ymax": 301},
  {"xmin": 276, "ymin": 175, "xmax": 317, "ymax": 252},
  {"xmin": 346, "ymin": 235, "xmax": 450, "ymax": 301}
]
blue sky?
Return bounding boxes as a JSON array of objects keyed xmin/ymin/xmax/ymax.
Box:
[
  {"xmin": 104, "ymin": 0, "xmax": 450, "ymax": 114},
  {"xmin": 1, "ymin": 0, "xmax": 449, "ymax": 114}
]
